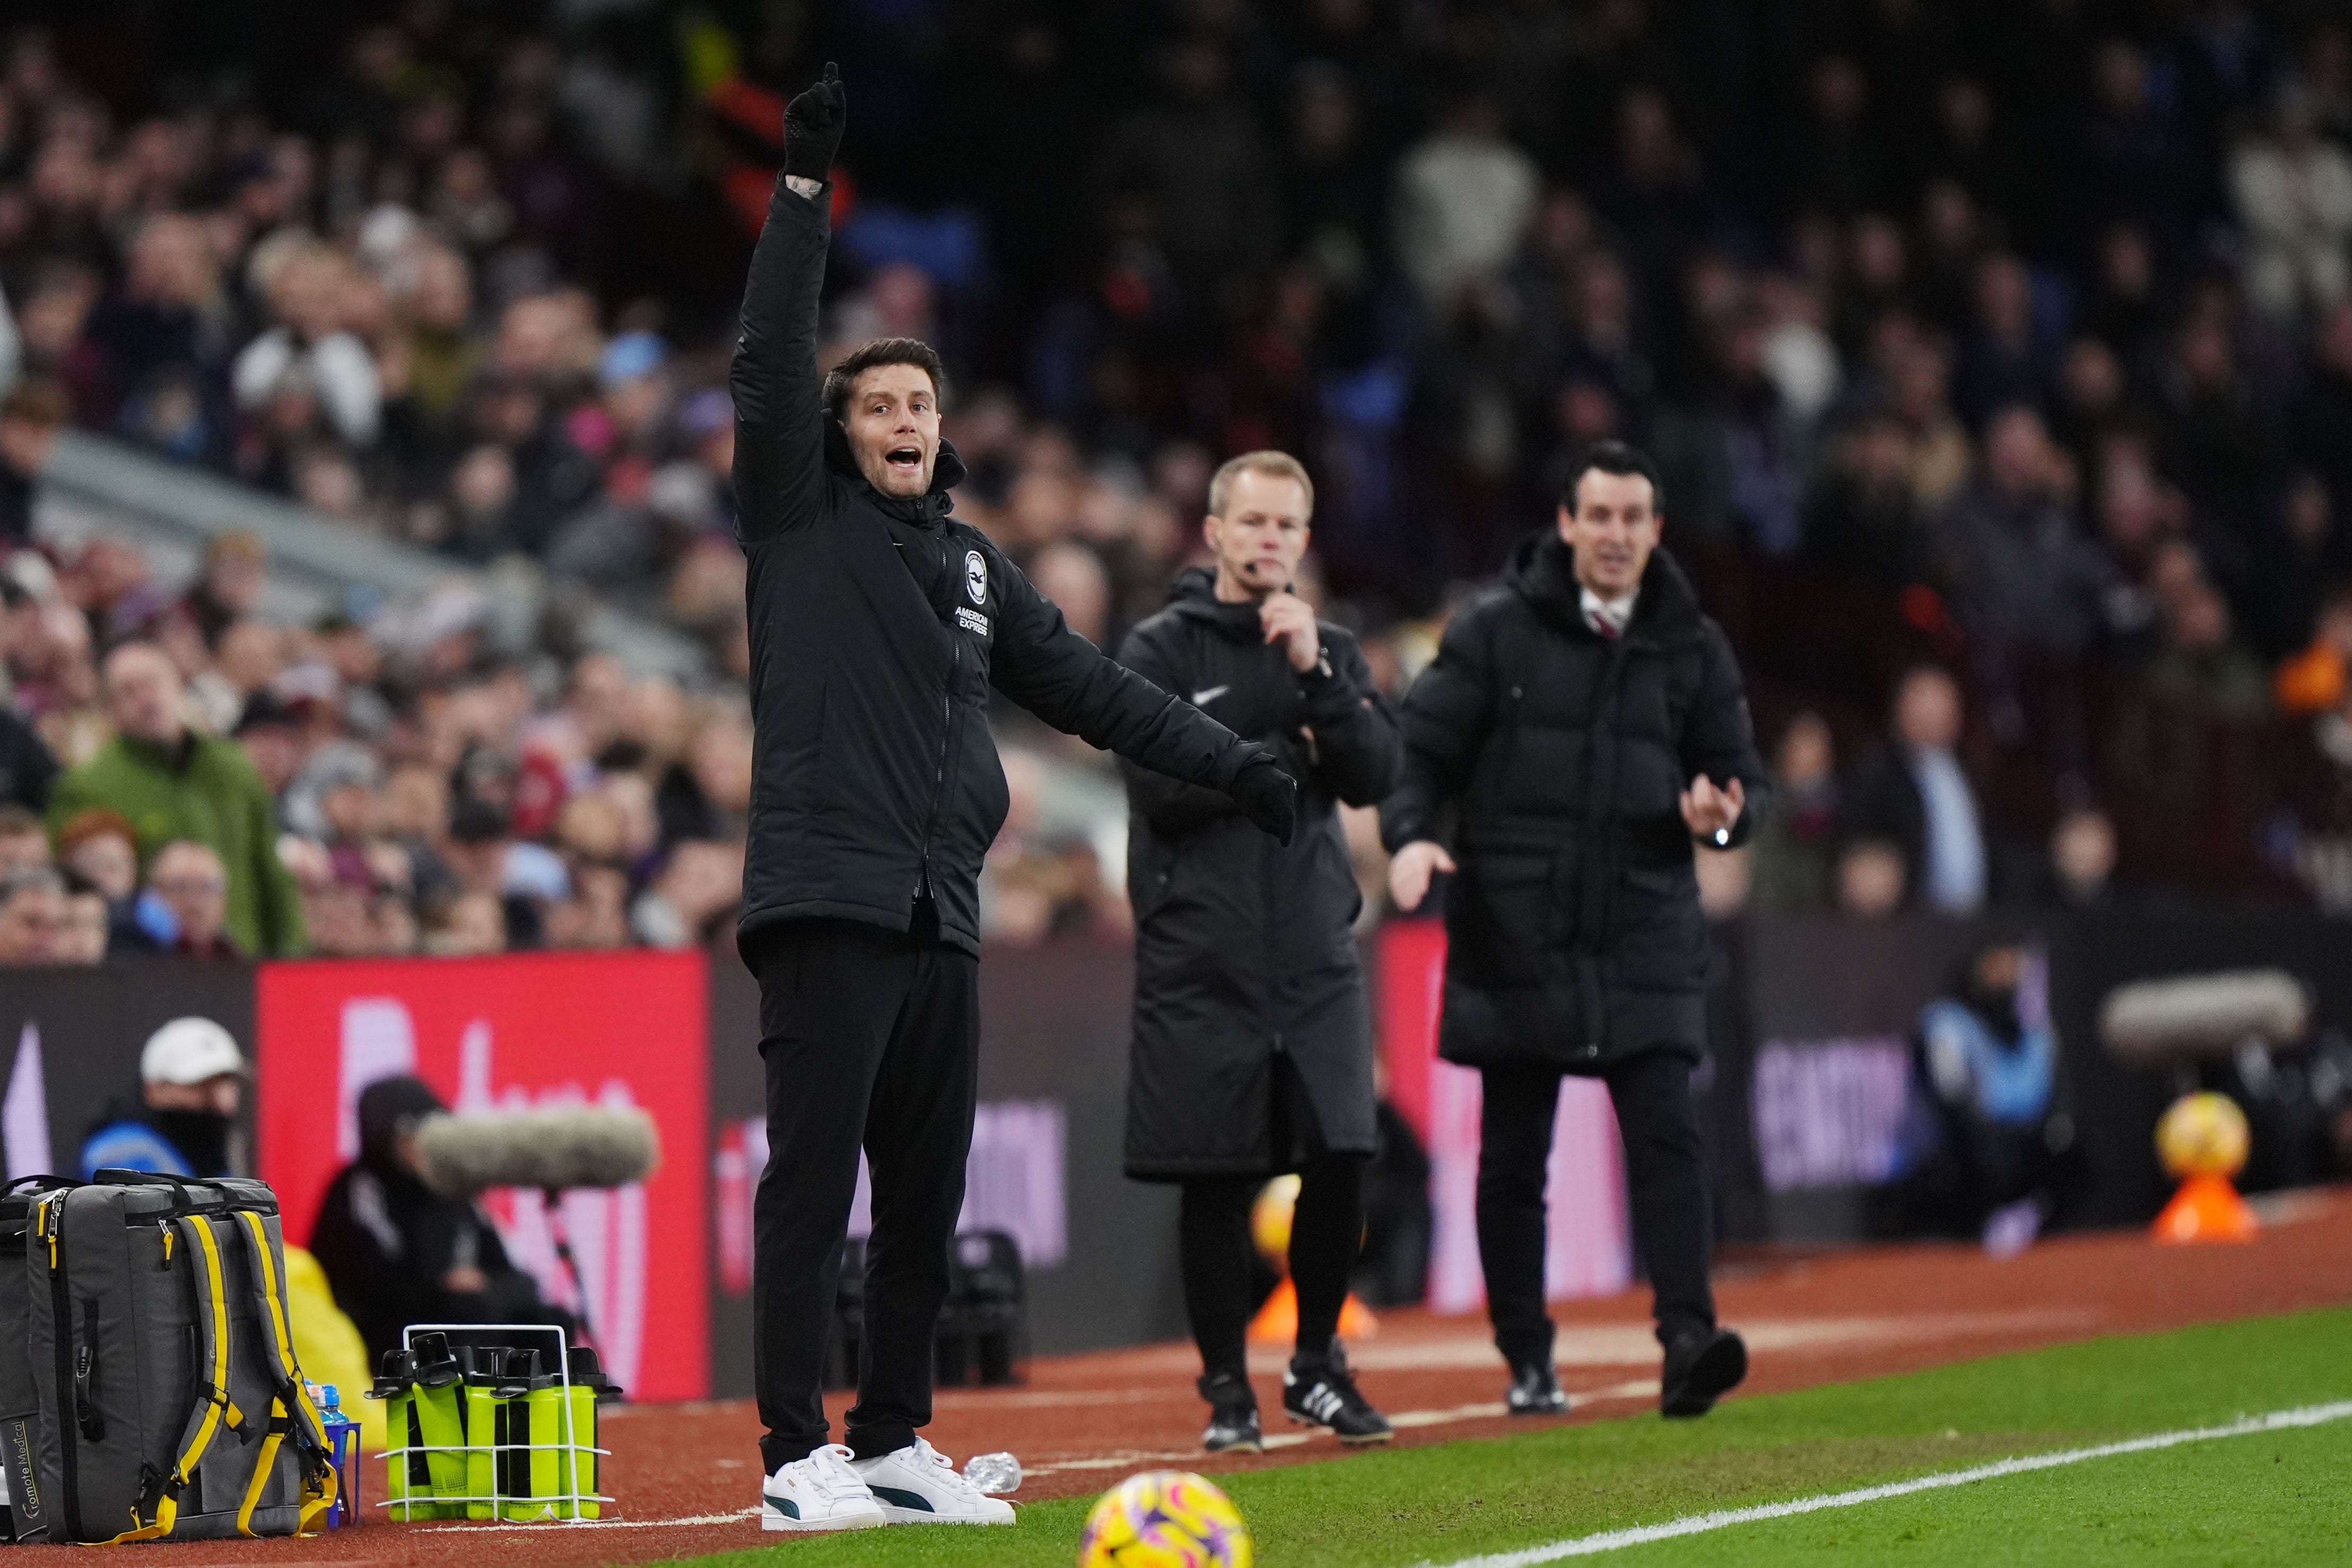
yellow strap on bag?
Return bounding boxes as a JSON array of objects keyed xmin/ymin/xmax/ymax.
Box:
[
  {"xmin": 232, "ymin": 1210, "xmax": 337, "ymax": 1535},
  {"xmin": 99, "ymin": 1216, "xmax": 237, "ymax": 1543},
  {"xmin": 233, "ymin": 1401, "xmax": 291, "ymax": 1537}
]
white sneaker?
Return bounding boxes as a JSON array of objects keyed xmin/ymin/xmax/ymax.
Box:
[
  {"xmin": 761, "ymin": 1444, "xmax": 888, "ymax": 1532},
  {"xmin": 850, "ymin": 1438, "xmax": 1016, "ymax": 1525}
]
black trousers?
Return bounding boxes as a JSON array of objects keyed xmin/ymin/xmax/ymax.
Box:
[
  {"xmin": 1179, "ymin": 1155, "xmax": 1365, "ymax": 1384},
  {"xmin": 747, "ymin": 912, "xmax": 978, "ymax": 1471},
  {"xmin": 1477, "ymin": 1049, "xmax": 1715, "ymax": 1370}
]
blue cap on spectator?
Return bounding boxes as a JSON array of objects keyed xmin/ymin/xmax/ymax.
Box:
[{"xmin": 599, "ymin": 331, "xmax": 669, "ymax": 389}]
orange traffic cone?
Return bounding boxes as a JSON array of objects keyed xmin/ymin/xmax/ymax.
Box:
[
  {"xmin": 1245, "ymin": 1279, "xmax": 1380, "ymax": 1343},
  {"xmin": 2152, "ymin": 1172, "xmax": 2259, "ymax": 1244}
]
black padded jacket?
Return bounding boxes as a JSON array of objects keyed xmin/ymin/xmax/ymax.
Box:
[
  {"xmin": 728, "ymin": 176, "xmax": 1266, "ymax": 955},
  {"xmin": 1380, "ymin": 533, "xmax": 1766, "ymax": 1069}
]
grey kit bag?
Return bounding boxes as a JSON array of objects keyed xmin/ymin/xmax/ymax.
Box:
[
  {"xmin": 0, "ymin": 1176, "xmax": 75, "ymax": 1541},
  {"xmin": 24, "ymin": 1173, "xmax": 337, "ymax": 1543}
]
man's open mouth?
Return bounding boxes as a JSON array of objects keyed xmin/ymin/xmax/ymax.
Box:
[{"xmin": 886, "ymin": 446, "xmax": 924, "ymax": 471}]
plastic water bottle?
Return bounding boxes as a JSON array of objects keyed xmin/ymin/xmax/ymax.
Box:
[
  {"xmin": 317, "ymin": 1384, "xmax": 359, "ymax": 1528},
  {"xmin": 962, "ymin": 1452, "xmax": 1022, "ymax": 1495}
]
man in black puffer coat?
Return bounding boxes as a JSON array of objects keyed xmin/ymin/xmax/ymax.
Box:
[
  {"xmin": 1117, "ymin": 451, "xmax": 1403, "ymax": 1454},
  {"xmin": 730, "ymin": 69, "xmax": 1297, "ymax": 1526},
  {"xmin": 1381, "ymin": 441, "xmax": 1765, "ymax": 1421}
]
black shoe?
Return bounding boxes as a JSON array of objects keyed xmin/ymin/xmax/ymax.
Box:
[
  {"xmin": 1282, "ymin": 1344, "xmax": 1393, "ymax": 1444},
  {"xmin": 1197, "ymin": 1371, "xmax": 1262, "ymax": 1454},
  {"xmin": 1661, "ymin": 1327, "xmax": 1747, "ymax": 1418},
  {"xmin": 1505, "ymin": 1361, "xmax": 1570, "ymax": 1416}
]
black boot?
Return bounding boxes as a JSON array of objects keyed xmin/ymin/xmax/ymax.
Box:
[
  {"xmin": 1661, "ymin": 1327, "xmax": 1747, "ymax": 1418},
  {"xmin": 1282, "ymin": 1344, "xmax": 1393, "ymax": 1444},
  {"xmin": 1198, "ymin": 1371, "xmax": 1262, "ymax": 1454},
  {"xmin": 1505, "ymin": 1360, "xmax": 1570, "ymax": 1416}
]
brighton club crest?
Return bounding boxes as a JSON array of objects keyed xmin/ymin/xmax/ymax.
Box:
[{"xmin": 965, "ymin": 549, "xmax": 988, "ymax": 605}]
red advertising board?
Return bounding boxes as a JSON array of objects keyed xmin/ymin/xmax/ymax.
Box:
[
  {"xmin": 1375, "ymin": 919, "xmax": 1630, "ymax": 1314},
  {"xmin": 255, "ymin": 952, "xmax": 710, "ymax": 1401}
]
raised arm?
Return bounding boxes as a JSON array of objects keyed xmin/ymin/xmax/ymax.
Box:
[
  {"xmin": 728, "ymin": 66, "xmax": 846, "ymax": 546},
  {"xmin": 992, "ymin": 553, "xmax": 1297, "ymax": 841}
]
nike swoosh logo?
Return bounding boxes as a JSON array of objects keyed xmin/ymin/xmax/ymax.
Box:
[{"xmin": 1191, "ymin": 685, "xmax": 1230, "ymax": 705}]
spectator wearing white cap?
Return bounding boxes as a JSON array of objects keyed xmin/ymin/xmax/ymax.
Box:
[{"xmin": 78, "ymin": 1016, "xmax": 247, "ymax": 1178}]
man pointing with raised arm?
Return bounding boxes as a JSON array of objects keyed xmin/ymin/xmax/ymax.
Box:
[{"xmin": 733, "ymin": 66, "xmax": 1297, "ymax": 1532}]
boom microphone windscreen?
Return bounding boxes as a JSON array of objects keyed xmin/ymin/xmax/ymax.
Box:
[
  {"xmin": 2098, "ymin": 970, "xmax": 2311, "ymax": 1067},
  {"xmin": 413, "ymin": 1106, "xmax": 661, "ymax": 1197}
]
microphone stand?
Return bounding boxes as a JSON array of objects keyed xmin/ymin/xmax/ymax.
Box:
[{"xmin": 541, "ymin": 1187, "xmax": 600, "ymax": 1354}]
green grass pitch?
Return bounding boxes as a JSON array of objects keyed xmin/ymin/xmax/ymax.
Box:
[{"xmin": 665, "ymin": 1307, "xmax": 2352, "ymax": 1567}]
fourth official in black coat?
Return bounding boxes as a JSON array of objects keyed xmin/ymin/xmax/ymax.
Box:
[{"xmin": 1118, "ymin": 452, "xmax": 1403, "ymax": 1453}]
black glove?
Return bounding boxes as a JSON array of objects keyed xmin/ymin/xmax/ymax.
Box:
[
  {"xmin": 1228, "ymin": 751, "xmax": 1299, "ymax": 846},
  {"xmin": 782, "ymin": 62, "xmax": 846, "ymax": 182}
]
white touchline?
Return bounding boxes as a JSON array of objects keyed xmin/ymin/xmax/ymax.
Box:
[
  {"xmin": 421, "ymin": 1506, "xmax": 763, "ymax": 1531},
  {"xmin": 1427, "ymin": 1398, "xmax": 2352, "ymax": 1567}
]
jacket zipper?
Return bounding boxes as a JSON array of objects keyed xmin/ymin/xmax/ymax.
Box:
[
  {"xmin": 917, "ymin": 637, "xmax": 963, "ymax": 900},
  {"xmin": 41, "ymin": 1199, "xmax": 82, "ymax": 1539},
  {"xmin": 1262, "ymin": 731, "xmax": 1292, "ymax": 1163},
  {"xmin": 1496, "ymin": 683, "xmax": 1526, "ymax": 786}
]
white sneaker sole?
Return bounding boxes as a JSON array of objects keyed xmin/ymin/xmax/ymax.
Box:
[
  {"xmin": 762, "ymin": 1502, "xmax": 887, "ymax": 1532},
  {"xmin": 873, "ymin": 1502, "xmax": 1016, "ymax": 1526}
]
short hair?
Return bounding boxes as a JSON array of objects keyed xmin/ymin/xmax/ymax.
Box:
[
  {"xmin": 57, "ymin": 808, "xmax": 138, "ymax": 856},
  {"xmin": 101, "ymin": 640, "xmax": 175, "ymax": 684},
  {"xmin": 1207, "ymin": 450, "xmax": 1314, "ymax": 520},
  {"xmin": 150, "ymin": 839, "xmax": 225, "ymax": 877},
  {"xmin": 823, "ymin": 338, "xmax": 946, "ymax": 421},
  {"xmin": 0, "ymin": 865, "xmax": 64, "ymax": 905},
  {"xmin": 1560, "ymin": 440, "xmax": 1665, "ymax": 515}
]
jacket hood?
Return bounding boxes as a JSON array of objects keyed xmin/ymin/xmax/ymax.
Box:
[
  {"xmin": 823, "ymin": 421, "xmax": 968, "ymax": 520},
  {"xmin": 1164, "ymin": 564, "xmax": 1273, "ymax": 639},
  {"xmin": 355, "ymin": 1074, "xmax": 448, "ymax": 1178},
  {"xmin": 1503, "ymin": 530, "xmax": 1703, "ymax": 646}
]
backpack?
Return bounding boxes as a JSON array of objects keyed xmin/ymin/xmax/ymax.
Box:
[
  {"xmin": 0, "ymin": 1177, "xmax": 74, "ymax": 1541},
  {"xmin": 22, "ymin": 1172, "xmax": 338, "ymax": 1543}
]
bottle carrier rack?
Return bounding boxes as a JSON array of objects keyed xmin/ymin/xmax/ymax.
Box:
[{"xmin": 368, "ymin": 1324, "xmax": 618, "ymax": 1522}]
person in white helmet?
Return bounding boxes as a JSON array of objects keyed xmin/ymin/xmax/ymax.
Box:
[{"xmin": 78, "ymin": 1016, "xmax": 246, "ymax": 1178}]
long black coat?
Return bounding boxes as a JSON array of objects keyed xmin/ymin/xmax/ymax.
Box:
[
  {"xmin": 1381, "ymin": 534, "xmax": 1766, "ymax": 1071},
  {"xmin": 729, "ymin": 173, "xmax": 1266, "ymax": 955},
  {"xmin": 1117, "ymin": 570, "xmax": 1403, "ymax": 1179}
]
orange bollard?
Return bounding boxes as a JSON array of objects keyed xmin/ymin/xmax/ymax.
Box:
[
  {"xmin": 1245, "ymin": 1279, "xmax": 1380, "ymax": 1343},
  {"xmin": 2152, "ymin": 1172, "xmax": 2259, "ymax": 1244}
]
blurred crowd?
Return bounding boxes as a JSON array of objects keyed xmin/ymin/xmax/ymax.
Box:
[
  {"xmin": 7, "ymin": 3, "xmax": 2352, "ymax": 953},
  {"xmin": 0, "ymin": 520, "xmax": 769, "ymax": 963}
]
